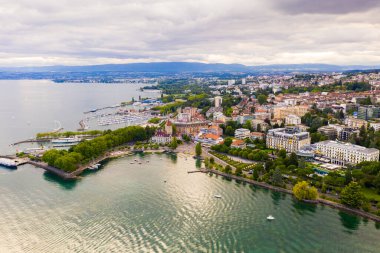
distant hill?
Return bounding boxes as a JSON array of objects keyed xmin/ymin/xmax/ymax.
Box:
[{"xmin": 1, "ymin": 62, "xmax": 380, "ymax": 74}]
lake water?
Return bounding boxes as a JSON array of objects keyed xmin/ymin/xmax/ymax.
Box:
[{"xmin": 0, "ymin": 80, "xmax": 380, "ymax": 252}]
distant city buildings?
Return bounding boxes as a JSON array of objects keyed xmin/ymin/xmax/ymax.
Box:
[{"xmin": 273, "ymin": 105, "xmax": 309, "ymax": 119}]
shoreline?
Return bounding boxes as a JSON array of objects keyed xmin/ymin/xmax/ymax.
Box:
[{"xmin": 200, "ymin": 168, "xmax": 380, "ymax": 223}]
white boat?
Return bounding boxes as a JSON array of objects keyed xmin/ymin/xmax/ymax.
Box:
[
  {"xmin": 267, "ymin": 215, "xmax": 275, "ymax": 220},
  {"xmin": 51, "ymin": 137, "xmax": 81, "ymax": 144},
  {"xmin": 0, "ymin": 158, "xmax": 17, "ymax": 169},
  {"xmin": 214, "ymin": 195, "xmax": 222, "ymax": 199}
]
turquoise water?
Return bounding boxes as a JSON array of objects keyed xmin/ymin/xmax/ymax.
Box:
[{"xmin": 1, "ymin": 81, "xmax": 380, "ymax": 252}]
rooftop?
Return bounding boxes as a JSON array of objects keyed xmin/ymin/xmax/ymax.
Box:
[{"xmin": 316, "ymin": 140, "xmax": 379, "ymax": 154}]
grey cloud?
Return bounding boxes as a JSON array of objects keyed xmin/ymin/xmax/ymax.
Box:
[
  {"xmin": 274, "ymin": 0, "xmax": 380, "ymax": 14},
  {"xmin": 0, "ymin": 0, "xmax": 379, "ymax": 66}
]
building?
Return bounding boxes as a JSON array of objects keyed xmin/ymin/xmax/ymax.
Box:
[
  {"xmin": 200, "ymin": 125, "xmax": 223, "ymax": 136},
  {"xmin": 165, "ymin": 120, "xmax": 173, "ymax": 135},
  {"xmin": 250, "ymin": 132, "xmax": 265, "ymax": 141},
  {"xmin": 370, "ymin": 121, "xmax": 380, "ymax": 131},
  {"xmin": 345, "ymin": 117, "xmax": 367, "ymax": 129},
  {"xmin": 231, "ymin": 139, "xmax": 246, "ymax": 149},
  {"xmin": 266, "ymin": 127, "xmax": 311, "ymax": 152},
  {"xmin": 285, "ymin": 114, "xmax": 301, "ymax": 125},
  {"xmin": 214, "ymin": 96, "xmax": 223, "ymax": 108},
  {"xmin": 151, "ymin": 131, "xmax": 172, "ymax": 144},
  {"xmin": 195, "ymin": 133, "xmax": 223, "ymax": 146},
  {"xmin": 318, "ymin": 125, "xmax": 338, "ymax": 140},
  {"xmin": 251, "ymin": 119, "xmax": 269, "ymax": 132},
  {"xmin": 339, "ymin": 127, "xmax": 359, "ymax": 141},
  {"xmin": 358, "ymin": 105, "xmax": 380, "ymax": 120},
  {"xmin": 174, "ymin": 121, "xmax": 209, "ymax": 136},
  {"xmin": 182, "ymin": 107, "xmax": 198, "ymax": 118},
  {"xmin": 213, "ymin": 112, "xmax": 226, "ymax": 123},
  {"xmin": 273, "ymin": 105, "xmax": 309, "ymax": 119},
  {"xmin": 206, "ymin": 107, "xmax": 223, "ymax": 118},
  {"xmin": 315, "ymin": 140, "xmax": 379, "ymax": 165},
  {"xmin": 234, "ymin": 128, "xmax": 251, "ymax": 140}
]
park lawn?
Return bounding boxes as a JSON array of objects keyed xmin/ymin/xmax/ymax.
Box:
[{"xmin": 361, "ymin": 187, "xmax": 380, "ymax": 202}]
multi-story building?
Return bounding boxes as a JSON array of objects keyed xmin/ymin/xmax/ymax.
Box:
[
  {"xmin": 231, "ymin": 139, "xmax": 246, "ymax": 149},
  {"xmin": 315, "ymin": 140, "xmax": 379, "ymax": 165},
  {"xmin": 358, "ymin": 105, "xmax": 380, "ymax": 120},
  {"xmin": 214, "ymin": 96, "xmax": 223, "ymax": 108},
  {"xmin": 213, "ymin": 112, "xmax": 226, "ymax": 123},
  {"xmin": 370, "ymin": 121, "xmax": 380, "ymax": 131},
  {"xmin": 234, "ymin": 128, "xmax": 251, "ymax": 140},
  {"xmin": 199, "ymin": 125, "xmax": 223, "ymax": 136},
  {"xmin": 273, "ymin": 105, "xmax": 309, "ymax": 119},
  {"xmin": 194, "ymin": 133, "xmax": 223, "ymax": 146},
  {"xmin": 339, "ymin": 127, "xmax": 359, "ymax": 141},
  {"xmin": 285, "ymin": 114, "xmax": 301, "ymax": 125},
  {"xmin": 151, "ymin": 131, "xmax": 172, "ymax": 144},
  {"xmin": 266, "ymin": 127, "xmax": 311, "ymax": 152},
  {"xmin": 318, "ymin": 125, "xmax": 338, "ymax": 140},
  {"xmin": 174, "ymin": 121, "xmax": 209, "ymax": 136},
  {"xmin": 345, "ymin": 117, "xmax": 367, "ymax": 129},
  {"xmin": 251, "ymin": 119, "xmax": 269, "ymax": 132}
]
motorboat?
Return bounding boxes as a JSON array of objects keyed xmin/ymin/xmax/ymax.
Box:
[
  {"xmin": 214, "ymin": 195, "xmax": 222, "ymax": 199},
  {"xmin": 267, "ymin": 215, "xmax": 275, "ymax": 220}
]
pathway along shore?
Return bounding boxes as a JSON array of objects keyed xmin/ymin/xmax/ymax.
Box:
[{"xmin": 199, "ymin": 168, "xmax": 380, "ymax": 223}]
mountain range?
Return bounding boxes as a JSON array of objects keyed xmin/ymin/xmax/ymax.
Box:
[{"xmin": 0, "ymin": 62, "xmax": 379, "ymax": 73}]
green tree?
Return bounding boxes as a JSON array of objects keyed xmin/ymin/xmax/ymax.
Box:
[
  {"xmin": 195, "ymin": 142, "xmax": 202, "ymax": 157},
  {"xmin": 278, "ymin": 149, "xmax": 287, "ymax": 159},
  {"xmin": 272, "ymin": 168, "xmax": 283, "ymax": 186},
  {"xmin": 225, "ymin": 126, "xmax": 235, "ymax": 136},
  {"xmin": 225, "ymin": 165, "xmax": 232, "ymax": 174},
  {"xmin": 253, "ymin": 169, "xmax": 259, "ymax": 180},
  {"xmin": 293, "ymin": 181, "xmax": 318, "ymax": 201},
  {"xmin": 169, "ymin": 137, "xmax": 178, "ymax": 150},
  {"xmin": 257, "ymin": 94, "xmax": 268, "ymax": 105},
  {"xmin": 340, "ymin": 182, "xmax": 365, "ymax": 208},
  {"xmin": 235, "ymin": 167, "xmax": 243, "ymax": 176},
  {"xmin": 224, "ymin": 137, "xmax": 233, "ymax": 147}
]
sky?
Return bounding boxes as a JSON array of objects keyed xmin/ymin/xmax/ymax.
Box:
[{"xmin": 0, "ymin": 0, "xmax": 380, "ymax": 67}]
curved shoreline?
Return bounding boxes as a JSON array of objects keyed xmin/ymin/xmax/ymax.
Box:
[{"xmin": 201, "ymin": 168, "xmax": 380, "ymax": 223}]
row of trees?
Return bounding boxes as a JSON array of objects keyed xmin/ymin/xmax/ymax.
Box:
[{"xmin": 42, "ymin": 126, "xmax": 154, "ymax": 172}]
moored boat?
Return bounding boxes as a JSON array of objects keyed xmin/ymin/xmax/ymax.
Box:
[
  {"xmin": 51, "ymin": 137, "xmax": 81, "ymax": 144},
  {"xmin": 0, "ymin": 158, "xmax": 17, "ymax": 169}
]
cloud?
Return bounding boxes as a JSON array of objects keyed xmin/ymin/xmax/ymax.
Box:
[
  {"xmin": 274, "ymin": 0, "xmax": 380, "ymax": 14},
  {"xmin": 0, "ymin": 0, "xmax": 379, "ymax": 66}
]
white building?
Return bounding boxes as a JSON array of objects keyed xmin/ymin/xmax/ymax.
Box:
[
  {"xmin": 228, "ymin": 80, "xmax": 236, "ymax": 85},
  {"xmin": 214, "ymin": 96, "xmax": 223, "ymax": 108},
  {"xmin": 242, "ymin": 78, "xmax": 246, "ymax": 85},
  {"xmin": 151, "ymin": 131, "xmax": 172, "ymax": 144},
  {"xmin": 285, "ymin": 114, "xmax": 301, "ymax": 125},
  {"xmin": 234, "ymin": 128, "xmax": 251, "ymax": 140},
  {"xmin": 266, "ymin": 127, "xmax": 310, "ymax": 153},
  {"xmin": 315, "ymin": 140, "xmax": 379, "ymax": 165},
  {"xmin": 213, "ymin": 112, "xmax": 226, "ymax": 123}
]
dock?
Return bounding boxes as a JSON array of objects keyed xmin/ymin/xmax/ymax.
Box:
[{"xmin": 187, "ymin": 170, "xmax": 207, "ymax": 174}]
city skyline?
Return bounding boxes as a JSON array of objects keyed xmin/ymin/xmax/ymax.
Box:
[{"xmin": 1, "ymin": 0, "xmax": 380, "ymax": 67}]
